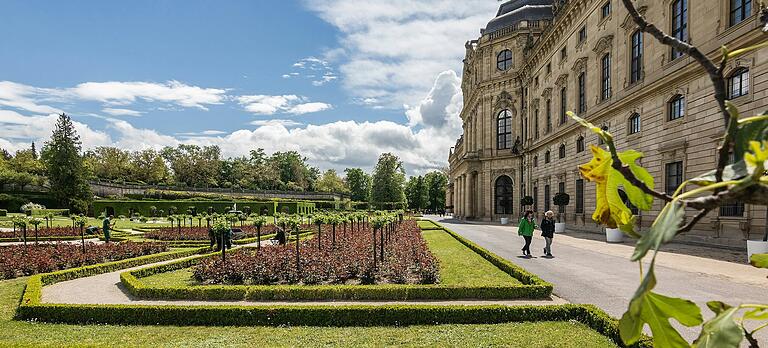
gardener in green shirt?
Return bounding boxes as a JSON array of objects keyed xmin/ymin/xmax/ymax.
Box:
[
  {"xmin": 102, "ymin": 215, "xmax": 113, "ymax": 243},
  {"xmin": 518, "ymin": 210, "xmax": 537, "ymax": 257}
]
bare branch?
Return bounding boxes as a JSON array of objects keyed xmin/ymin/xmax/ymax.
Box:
[
  {"xmin": 677, "ymin": 209, "xmax": 711, "ymax": 234},
  {"xmin": 611, "ymin": 159, "xmax": 673, "ymax": 202}
]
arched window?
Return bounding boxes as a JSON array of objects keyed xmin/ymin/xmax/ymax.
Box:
[
  {"xmin": 494, "ymin": 175, "xmax": 514, "ymax": 214},
  {"xmin": 497, "ymin": 50, "xmax": 513, "ymax": 71},
  {"xmin": 629, "ymin": 113, "xmax": 641, "ymax": 134},
  {"xmin": 668, "ymin": 95, "xmax": 685, "ymax": 121},
  {"xmin": 728, "ymin": 68, "xmax": 749, "ymax": 99},
  {"xmin": 671, "ymin": 0, "xmax": 688, "ymax": 60},
  {"xmin": 630, "ymin": 30, "xmax": 643, "ymax": 83},
  {"xmin": 559, "ymin": 144, "xmax": 566, "ymax": 158},
  {"xmin": 576, "ymin": 136, "xmax": 585, "ymax": 153},
  {"xmin": 545, "ymin": 150, "xmax": 551, "ymax": 164},
  {"xmin": 559, "ymin": 87, "xmax": 568, "ymax": 125},
  {"xmin": 601, "ymin": 53, "xmax": 611, "ymax": 100},
  {"xmin": 578, "ymin": 72, "xmax": 587, "ymax": 113},
  {"xmin": 497, "ymin": 109, "xmax": 513, "ymax": 149}
]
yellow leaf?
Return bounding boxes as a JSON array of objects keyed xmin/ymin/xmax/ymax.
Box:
[{"xmin": 579, "ymin": 145, "xmax": 634, "ymax": 229}]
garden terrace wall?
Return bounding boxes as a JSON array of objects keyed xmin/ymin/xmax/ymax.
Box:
[{"xmin": 93, "ymin": 200, "xmax": 284, "ymax": 217}]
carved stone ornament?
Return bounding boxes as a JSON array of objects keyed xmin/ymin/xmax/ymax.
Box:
[
  {"xmin": 541, "ymin": 87, "xmax": 553, "ymax": 98},
  {"xmin": 621, "ymin": 6, "xmax": 648, "ymax": 31},
  {"xmin": 555, "ymin": 74, "xmax": 568, "ymax": 87},
  {"xmin": 571, "ymin": 57, "xmax": 588, "ymax": 73},
  {"xmin": 494, "ymin": 91, "xmax": 515, "ymax": 110},
  {"xmin": 592, "ymin": 35, "xmax": 614, "ymax": 54}
]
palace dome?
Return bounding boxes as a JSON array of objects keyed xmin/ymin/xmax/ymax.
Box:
[{"xmin": 484, "ymin": 0, "xmax": 554, "ymax": 35}]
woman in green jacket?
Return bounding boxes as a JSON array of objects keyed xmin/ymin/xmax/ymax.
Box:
[{"xmin": 518, "ymin": 210, "xmax": 537, "ymax": 257}]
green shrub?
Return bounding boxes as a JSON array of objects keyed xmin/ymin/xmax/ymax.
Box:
[
  {"xmin": 0, "ymin": 209, "xmax": 6, "ymax": 216},
  {"xmin": 28, "ymin": 209, "xmax": 70, "ymax": 217}
]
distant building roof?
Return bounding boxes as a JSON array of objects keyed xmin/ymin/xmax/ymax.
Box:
[{"xmin": 485, "ymin": 0, "xmax": 554, "ymax": 35}]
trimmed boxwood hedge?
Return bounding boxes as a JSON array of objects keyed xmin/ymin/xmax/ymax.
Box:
[
  {"xmin": 119, "ymin": 226, "xmax": 552, "ymax": 301},
  {"xmin": 0, "ymin": 209, "xmax": 7, "ymax": 216}
]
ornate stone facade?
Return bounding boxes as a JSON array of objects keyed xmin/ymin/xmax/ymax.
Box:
[{"xmin": 448, "ymin": 0, "xmax": 768, "ymax": 248}]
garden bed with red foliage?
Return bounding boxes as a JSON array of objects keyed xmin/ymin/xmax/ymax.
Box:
[
  {"xmin": 193, "ymin": 220, "xmax": 439, "ymax": 285},
  {"xmin": 0, "ymin": 226, "xmax": 88, "ymax": 238},
  {"xmin": 0, "ymin": 241, "xmax": 168, "ymax": 279},
  {"xmin": 144, "ymin": 225, "xmax": 282, "ymax": 241}
]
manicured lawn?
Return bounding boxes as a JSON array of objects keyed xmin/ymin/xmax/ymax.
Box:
[
  {"xmin": 421, "ymin": 229, "xmax": 520, "ymax": 286},
  {"xmin": 415, "ymin": 220, "xmax": 440, "ymax": 230},
  {"xmin": 0, "ymin": 278, "xmax": 616, "ymax": 347},
  {"xmin": 140, "ymin": 228, "xmax": 520, "ymax": 287}
]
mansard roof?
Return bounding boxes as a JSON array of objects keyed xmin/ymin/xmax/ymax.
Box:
[{"xmin": 485, "ymin": 0, "xmax": 554, "ymax": 35}]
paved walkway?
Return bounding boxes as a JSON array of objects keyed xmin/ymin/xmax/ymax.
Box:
[{"xmin": 431, "ymin": 216, "xmax": 768, "ymax": 342}]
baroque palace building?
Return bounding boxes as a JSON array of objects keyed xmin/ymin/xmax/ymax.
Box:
[{"xmin": 447, "ymin": 0, "xmax": 768, "ymax": 248}]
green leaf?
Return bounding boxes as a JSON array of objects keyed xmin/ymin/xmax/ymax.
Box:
[
  {"xmin": 734, "ymin": 113, "xmax": 768, "ymax": 161},
  {"xmin": 706, "ymin": 301, "xmax": 732, "ymax": 315},
  {"xmin": 743, "ymin": 308, "xmax": 768, "ymax": 321},
  {"xmin": 693, "ymin": 307, "xmax": 744, "ymax": 348},
  {"xmin": 689, "ymin": 161, "xmax": 749, "ymax": 186},
  {"xmin": 632, "ymin": 201, "xmax": 685, "ymax": 261},
  {"xmin": 749, "ymin": 253, "xmax": 768, "ymax": 268},
  {"xmin": 617, "ymin": 150, "xmax": 655, "ymax": 210},
  {"xmin": 619, "ymin": 262, "xmax": 703, "ymax": 347}
]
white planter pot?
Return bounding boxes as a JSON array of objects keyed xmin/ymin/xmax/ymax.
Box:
[
  {"xmin": 554, "ymin": 223, "xmax": 566, "ymax": 233},
  {"xmin": 747, "ymin": 240, "xmax": 768, "ymax": 263},
  {"xmin": 500, "ymin": 217, "xmax": 509, "ymax": 225},
  {"xmin": 605, "ymin": 228, "xmax": 624, "ymax": 243}
]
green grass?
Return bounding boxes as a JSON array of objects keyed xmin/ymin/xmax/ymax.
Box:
[
  {"xmin": 421, "ymin": 229, "xmax": 521, "ymax": 286},
  {"xmin": 416, "ymin": 220, "xmax": 440, "ymax": 230},
  {"xmin": 0, "ymin": 278, "xmax": 615, "ymax": 347},
  {"xmin": 139, "ymin": 229, "xmax": 521, "ymax": 288}
]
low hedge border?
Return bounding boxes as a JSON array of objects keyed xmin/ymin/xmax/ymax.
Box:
[
  {"xmin": 119, "ymin": 228, "xmax": 550, "ymax": 301},
  {"xmin": 15, "ymin": 301, "xmax": 651, "ymax": 347},
  {"xmin": 428, "ymin": 220, "xmax": 551, "ymax": 289},
  {"xmin": 0, "ymin": 235, "xmax": 96, "ymax": 242}
]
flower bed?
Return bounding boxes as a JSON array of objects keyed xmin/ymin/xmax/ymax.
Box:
[
  {"xmin": 0, "ymin": 241, "xmax": 168, "ymax": 279},
  {"xmin": 0, "ymin": 226, "xmax": 86, "ymax": 238},
  {"xmin": 193, "ymin": 220, "xmax": 439, "ymax": 285},
  {"xmin": 144, "ymin": 225, "xmax": 280, "ymax": 241}
]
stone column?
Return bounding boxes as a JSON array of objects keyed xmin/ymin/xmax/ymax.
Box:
[
  {"xmin": 455, "ymin": 178, "xmax": 461, "ymax": 218},
  {"xmin": 464, "ymin": 174, "xmax": 471, "ymax": 219}
]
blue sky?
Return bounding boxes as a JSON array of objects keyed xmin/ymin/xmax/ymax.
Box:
[{"xmin": 0, "ymin": 0, "xmax": 499, "ymax": 174}]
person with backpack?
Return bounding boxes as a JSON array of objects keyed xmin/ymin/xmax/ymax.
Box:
[
  {"xmin": 518, "ymin": 210, "xmax": 537, "ymax": 257},
  {"xmin": 540, "ymin": 210, "xmax": 555, "ymax": 257}
]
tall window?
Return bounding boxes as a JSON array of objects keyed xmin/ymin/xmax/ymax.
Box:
[
  {"xmin": 545, "ymin": 150, "xmax": 551, "ymax": 164},
  {"xmin": 546, "ymin": 62, "xmax": 552, "ymax": 74},
  {"xmin": 546, "ymin": 99, "xmax": 552, "ymax": 133},
  {"xmin": 544, "ymin": 185, "xmax": 551, "ymax": 212},
  {"xmin": 601, "ymin": 1, "xmax": 611, "ymax": 19},
  {"xmin": 578, "ymin": 72, "xmax": 587, "ymax": 113},
  {"xmin": 669, "ymin": 95, "xmax": 685, "ymax": 120},
  {"xmin": 628, "ymin": 113, "xmax": 641, "ymax": 134},
  {"xmin": 557, "ymin": 182, "xmax": 565, "ymax": 213},
  {"xmin": 497, "ymin": 109, "xmax": 513, "ymax": 149},
  {"xmin": 630, "ymin": 30, "xmax": 643, "ymax": 83},
  {"xmin": 560, "ymin": 87, "xmax": 567, "ymax": 125},
  {"xmin": 728, "ymin": 68, "xmax": 750, "ymax": 99},
  {"xmin": 561, "ymin": 47, "xmax": 567, "ymax": 61},
  {"xmin": 576, "ymin": 136, "xmax": 585, "ymax": 153},
  {"xmin": 575, "ymin": 179, "xmax": 584, "ymax": 213},
  {"xmin": 497, "ymin": 50, "xmax": 513, "ymax": 71},
  {"xmin": 495, "ymin": 175, "xmax": 514, "ymax": 214},
  {"xmin": 720, "ymin": 151, "xmax": 745, "ymax": 216},
  {"xmin": 731, "ymin": 0, "xmax": 752, "ymax": 26},
  {"xmin": 578, "ymin": 26, "xmax": 587, "ymax": 43},
  {"xmin": 601, "ymin": 53, "xmax": 611, "ymax": 100},
  {"xmin": 533, "ymin": 186, "xmax": 538, "ymax": 211},
  {"xmin": 665, "ymin": 161, "xmax": 684, "ymax": 194},
  {"xmin": 598, "ymin": 126, "xmax": 608, "ymax": 145},
  {"xmin": 534, "ymin": 156, "xmax": 538, "ymax": 167},
  {"xmin": 559, "ymin": 144, "xmax": 566, "ymax": 158},
  {"xmin": 671, "ymin": 0, "xmax": 688, "ymax": 60},
  {"xmin": 534, "ymin": 109, "xmax": 540, "ymax": 139}
]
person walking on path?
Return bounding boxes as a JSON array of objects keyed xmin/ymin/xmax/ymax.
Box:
[
  {"xmin": 518, "ymin": 210, "xmax": 537, "ymax": 257},
  {"xmin": 540, "ymin": 210, "xmax": 555, "ymax": 257}
]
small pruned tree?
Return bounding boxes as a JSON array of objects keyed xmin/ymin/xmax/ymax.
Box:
[
  {"xmin": 552, "ymin": 192, "xmax": 569, "ymax": 223},
  {"xmin": 521, "ymin": 196, "xmax": 534, "ymax": 212}
]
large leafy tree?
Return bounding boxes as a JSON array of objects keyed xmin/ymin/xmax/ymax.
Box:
[
  {"xmin": 370, "ymin": 153, "xmax": 406, "ymax": 209},
  {"xmin": 316, "ymin": 169, "xmax": 347, "ymax": 193},
  {"xmin": 130, "ymin": 149, "xmax": 170, "ymax": 185},
  {"xmin": 270, "ymin": 151, "xmax": 318, "ymax": 191},
  {"xmin": 424, "ymin": 170, "xmax": 448, "ymax": 211},
  {"xmin": 405, "ymin": 176, "xmax": 429, "ymax": 210},
  {"xmin": 344, "ymin": 168, "xmax": 371, "ymax": 202},
  {"xmin": 40, "ymin": 114, "xmax": 92, "ymax": 213},
  {"xmin": 85, "ymin": 147, "xmax": 133, "ymax": 182},
  {"xmin": 162, "ymin": 144, "xmax": 221, "ymax": 187}
]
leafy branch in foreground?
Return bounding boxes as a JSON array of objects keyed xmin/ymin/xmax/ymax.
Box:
[{"xmin": 568, "ymin": 1, "xmax": 768, "ymax": 347}]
